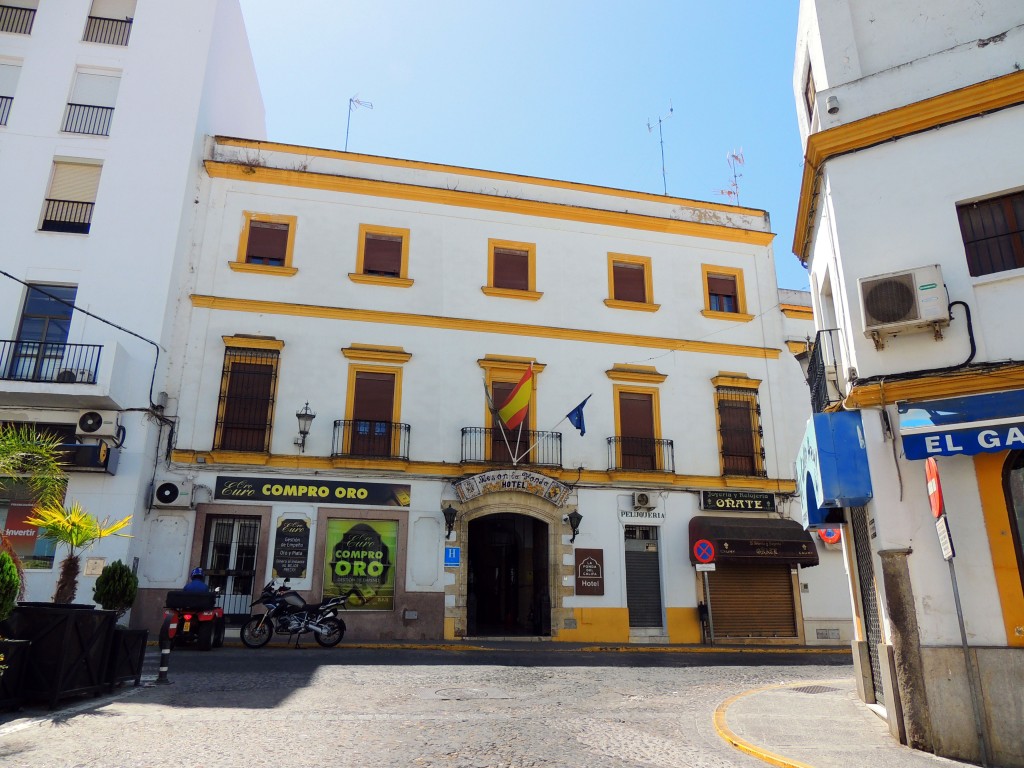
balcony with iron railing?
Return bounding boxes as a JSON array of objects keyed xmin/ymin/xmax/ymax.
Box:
[
  {"xmin": 807, "ymin": 328, "xmax": 843, "ymax": 413},
  {"xmin": 607, "ymin": 436, "xmax": 675, "ymax": 472},
  {"xmin": 0, "ymin": 4, "xmax": 35, "ymax": 35},
  {"xmin": 0, "ymin": 340, "xmax": 101, "ymax": 384},
  {"xmin": 0, "ymin": 95, "xmax": 11, "ymax": 126},
  {"xmin": 41, "ymin": 199, "xmax": 94, "ymax": 234},
  {"xmin": 83, "ymin": 14, "xmax": 132, "ymax": 45},
  {"xmin": 460, "ymin": 427, "xmax": 562, "ymax": 467},
  {"xmin": 332, "ymin": 419, "xmax": 410, "ymax": 460},
  {"xmin": 62, "ymin": 103, "xmax": 114, "ymax": 136}
]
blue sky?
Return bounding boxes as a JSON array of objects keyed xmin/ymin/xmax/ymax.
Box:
[{"xmin": 239, "ymin": 1, "xmax": 810, "ymax": 291}]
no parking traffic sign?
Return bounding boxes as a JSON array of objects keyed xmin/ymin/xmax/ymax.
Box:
[{"xmin": 693, "ymin": 539, "xmax": 715, "ymax": 564}]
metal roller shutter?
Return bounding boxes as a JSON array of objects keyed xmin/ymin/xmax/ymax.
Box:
[
  {"xmin": 707, "ymin": 563, "xmax": 797, "ymax": 638},
  {"xmin": 625, "ymin": 550, "xmax": 663, "ymax": 627}
]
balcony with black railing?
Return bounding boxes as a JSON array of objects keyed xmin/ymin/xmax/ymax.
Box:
[
  {"xmin": 607, "ymin": 436, "xmax": 675, "ymax": 472},
  {"xmin": 62, "ymin": 103, "xmax": 113, "ymax": 136},
  {"xmin": 0, "ymin": 340, "xmax": 101, "ymax": 384},
  {"xmin": 332, "ymin": 419, "xmax": 410, "ymax": 460},
  {"xmin": 83, "ymin": 15, "xmax": 132, "ymax": 45},
  {"xmin": 0, "ymin": 95, "xmax": 11, "ymax": 126},
  {"xmin": 41, "ymin": 200, "xmax": 94, "ymax": 233},
  {"xmin": 461, "ymin": 427, "xmax": 562, "ymax": 467},
  {"xmin": 0, "ymin": 4, "xmax": 35, "ymax": 35},
  {"xmin": 807, "ymin": 328, "xmax": 842, "ymax": 413}
]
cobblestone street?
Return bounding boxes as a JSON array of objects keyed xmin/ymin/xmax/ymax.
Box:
[{"xmin": 0, "ymin": 645, "xmax": 867, "ymax": 768}]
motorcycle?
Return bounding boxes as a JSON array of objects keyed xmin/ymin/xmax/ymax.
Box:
[
  {"xmin": 164, "ymin": 589, "xmax": 225, "ymax": 651},
  {"xmin": 240, "ymin": 579, "xmax": 346, "ymax": 649}
]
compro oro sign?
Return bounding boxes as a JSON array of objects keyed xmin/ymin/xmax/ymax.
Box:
[
  {"xmin": 323, "ymin": 519, "xmax": 397, "ymax": 610},
  {"xmin": 215, "ymin": 476, "xmax": 410, "ymax": 506}
]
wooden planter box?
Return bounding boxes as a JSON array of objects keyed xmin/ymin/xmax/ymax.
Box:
[
  {"xmin": 105, "ymin": 628, "xmax": 149, "ymax": 690},
  {"xmin": 3, "ymin": 604, "xmax": 115, "ymax": 708},
  {"xmin": 0, "ymin": 638, "xmax": 31, "ymax": 711}
]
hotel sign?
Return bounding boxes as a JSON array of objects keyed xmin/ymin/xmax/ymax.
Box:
[
  {"xmin": 574, "ymin": 549, "xmax": 604, "ymax": 596},
  {"xmin": 700, "ymin": 490, "xmax": 776, "ymax": 512},
  {"xmin": 453, "ymin": 470, "xmax": 571, "ymax": 507}
]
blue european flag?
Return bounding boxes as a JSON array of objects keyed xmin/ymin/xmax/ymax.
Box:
[{"xmin": 566, "ymin": 395, "xmax": 591, "ymax": 436}]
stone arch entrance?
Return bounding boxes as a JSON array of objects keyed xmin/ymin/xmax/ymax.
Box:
[{"xmin": 445, "ymin": 489, "xmax": 576, "ymax": 639}]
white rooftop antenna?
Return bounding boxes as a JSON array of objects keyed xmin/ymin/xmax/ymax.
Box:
[
  {"xmin": 715, "ymin": 149, "xmax": 745, "ymax": 205},
  {"xmin": 345, "ymin": 95, "xmax": 373, "ymax": 152},
  {"xmin": 647, "ymin": 102, "xmax": 674, "ymax": 195}
]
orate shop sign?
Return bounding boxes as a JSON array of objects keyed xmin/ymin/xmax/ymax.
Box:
[
  {"xmin": 215, "ymin": 476, "xmax": 410, "ymax": 506},
  {"xmin": 700, "ymin": 490, "xmax": 776, "ymax": 512}
]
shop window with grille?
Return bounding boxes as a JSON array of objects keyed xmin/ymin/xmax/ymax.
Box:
[
  {"xmin": 958, "ymin": 191, "xmax": 1024, "ymax": 277},
  {"xmin": 214, "ymin": 347, "xmax": 279, "ymax": 452},
  {"xmin": 716, "ymin": 386, "xmax": 765, "ymax": 477}
]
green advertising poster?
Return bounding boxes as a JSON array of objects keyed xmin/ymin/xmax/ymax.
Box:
[{"xmin": 323, "ymin": 519, "xmax": 397, "ymax": 610}]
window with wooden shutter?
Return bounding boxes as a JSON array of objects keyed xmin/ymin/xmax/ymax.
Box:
[
  {"xmin": 716, "ymin": 386, "xmax": 765, "ymax": 477},
  {"xmin": 490, "ymin": 380, "xmax": 531, "ymax": 462},
  {"xmin": 232, "ymin": 213, "xmax": 297, "ymax": 275},
  {"xmin": 353, "ymin": 224, "xmax": 410, "ymax": 284},
  {"xmin": 958, "ymin": 191, "xmax": 1024, "ymax": 277},
  {"xmin": 605, "ymin": 253, "xmax": 657, "ymax": 311},
  {"xmin": 215, "ymin": 346, "xmax": 279, "ymax": 453},
  {"xmin": 484, "ymin": 239, "xmax": 538, "ymax": 298},
  {"xmin": 707, "ymin": 274, "xmax": 738, "ymax": 313},
  {"xmin": 41, "ymin": 161, "xmax": 101, "ymax": 233},
  {"xmin": 617, "ymin": 389, "xmax": 657, "ymax": 470},
  {"xmin": 350, "ymin": 370, "xmax": 396, "ymax": 457}
]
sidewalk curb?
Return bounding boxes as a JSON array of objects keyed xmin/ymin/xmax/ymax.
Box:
[{"xmin": 713, "ymin": 679, "xmax": 845, "ymax": 768}]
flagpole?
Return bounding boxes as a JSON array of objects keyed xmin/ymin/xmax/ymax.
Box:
[{"xmin": 483, "ymin": 377, "xmax": 517, "ymax": 465}]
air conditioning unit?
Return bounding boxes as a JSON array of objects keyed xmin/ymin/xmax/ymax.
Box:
[
  {"xmin": 633, "ymin": 492, "xmax": 656, "ymax": 510},
  {"xmin": 61, "ymin": 442, "xmax": 119, "ymax": 475},
  {"xmin": 76, "ymin": 410, "xmax": 119, "ymax": 438},
  {"xmin": 152, "ymin": 479, "xmax": 194, "ymax": 509},
  {"xmin": 858, "ymin": 265, "xmax": 949, "ymax": 340},
  {"xmin": 56, "ymin": 368, "xmax": 93, "ymax": 384}
]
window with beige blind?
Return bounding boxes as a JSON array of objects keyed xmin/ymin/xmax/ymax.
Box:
[
  {"xmin": 0, "ymin": 62, "xmax": 21, "ymax": 126},
  {"xmin": 84, "ymin": 0, "xmax": 135, "ymax": 45},
  {"xmin": 41, "ymin": 161, "xmax": 102, "ymax": 233},
  {"xmin": 62, "ymin": 70, "xmax": 119, "ymax": 135}
]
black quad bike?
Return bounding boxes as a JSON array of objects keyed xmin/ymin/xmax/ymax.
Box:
[
  {"xmin": 163, "ymin": 590, "xmax": 226, "ymax": 651},
  {"xmin": 240, "ymin": 579, "xmax": 346, "ymax": 649}
]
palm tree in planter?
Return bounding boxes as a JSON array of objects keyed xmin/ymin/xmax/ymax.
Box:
[
  {"xmin": 0, "ymin": 424, "xmax": 69, "ymax": 598},
  {"xmin": 24, "ymin": 503, "xmax": 132, "ymax": 604}
]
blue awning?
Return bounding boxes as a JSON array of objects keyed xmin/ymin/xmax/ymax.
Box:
[
  {"xmin": 795, "ymin": 411, "xmax": 873, "ymax": 529},
  {"xmin": 899, "ymin": 390, "xmax": 1024, "ymax": 459}
]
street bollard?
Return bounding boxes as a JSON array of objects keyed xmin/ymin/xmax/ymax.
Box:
[{"xmin": 156, "ymin": 612, "xmax": 175, "ymax": 685}]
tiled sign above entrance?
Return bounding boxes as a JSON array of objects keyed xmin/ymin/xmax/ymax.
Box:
[{"xmin": 454, "ymin": 470, "xmax": 571, "ymax": 507}]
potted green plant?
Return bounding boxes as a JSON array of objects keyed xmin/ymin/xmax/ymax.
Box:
[
  {"xmin": 94, "ymin": 560, "xmax": 148, "ymax": 690},
  {"xmin": 0, "ymin": 549, "xmax": 31, "ymax": 709},
  {"xmin": 6, "ymin": 503, "xmax": 132, "ymax": 707}
]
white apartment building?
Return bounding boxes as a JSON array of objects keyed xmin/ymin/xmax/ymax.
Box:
[
  {"xmin": 0, "ymin": 1, "xmax": 264, "ymax": 605},
  {"xmin": 793, "ymin": 1, "xmax": 1024, "ymax": 764},
  {"xmin": 140, "ymin": 134, "xmax": 852, "ymax": 646}
]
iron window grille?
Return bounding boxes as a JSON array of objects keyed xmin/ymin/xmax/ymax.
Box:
[
  {"xmin": 717, "ymin": 386, "xmax": 766, "ymax": 477},
  {"xmin": 214, "ymin": 348, "xmax": 279, "ymax": 453},
  {"xmin": 958, "ymin": 191, "xmax": 1024, "ymax": 277},
  {"xmin": 83, "ymin": 15, "xmax": 132, "ymax": 45}
]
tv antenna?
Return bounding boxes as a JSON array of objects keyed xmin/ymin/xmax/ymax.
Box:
[
  {"xmin": 345, "ymin": 95, "xmax": 373, "ymax": 152},
  {"xmin": 715, "ymin": 149, "xmax": 745, "ymax": 205},
  {"xmin": 647, "ymin": 102, "xmax": 674, "ymax": 196}
]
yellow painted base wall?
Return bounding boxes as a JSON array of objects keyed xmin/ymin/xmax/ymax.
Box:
[
  {"xmin": 666, "ymin": 607, "xmax": 702, "ymax": 644},
  {"xmin": 556, "ymin": 608, "xmax": 631, "ymax": 643},
  {"xmin": 444, "ymin": 616, "xmax": 457, "ymax": 640}
]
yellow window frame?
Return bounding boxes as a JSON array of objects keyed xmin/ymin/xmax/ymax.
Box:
[
  {"xmin": 701, "ymin": 264, "xmax": 754, "ymax": 322},
  {"xmin": 482, "ymin": 238, "xmax": 542, "ymax": 300},
  {"xmin": 611, "ymin": 383, "xmax": 664, "ymax": 470},
  {"xmin": 343, "ymin": 362, "xmax": 405, "ymax": 457},
  {"xmin": 231, "ymin": 212, "xmax": 298, "ymax": 276},
  {"xmin": 711, "ymin": 373, "xmax": 765, "ymax": 477},
  {"xmin": 212, "ymin": 336, "xmax": 284, "ymax": 458},
  {"xmin": 350, "ymin": 223, "xmax": 413, "ymax": 287},
  {"xmin": 605, "ymin": 253, "xmax": 659, "ymax": 311}
]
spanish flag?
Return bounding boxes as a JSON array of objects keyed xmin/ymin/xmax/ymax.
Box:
[{"xmin": 497, "ymin": 365, "xmax": 533, "ymax": 430}]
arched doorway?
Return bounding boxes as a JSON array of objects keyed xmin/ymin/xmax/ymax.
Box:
[{"xmin": 467, "ymin": 513, "xmax": 550, "ymax": 637}]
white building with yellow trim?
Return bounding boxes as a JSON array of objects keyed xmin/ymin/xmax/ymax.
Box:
[
  {"xmin": 793, "ymin": 0, "xmax": 1024, "ymax": 763},
  {"xmin": 138, "ymin": 134, "xmax": 851, "ymax": 647}
]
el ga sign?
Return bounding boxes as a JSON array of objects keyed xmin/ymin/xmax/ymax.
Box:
[{"xmin": 899, "ymin": 390, "xmax": 1024, "ymax": 459}]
